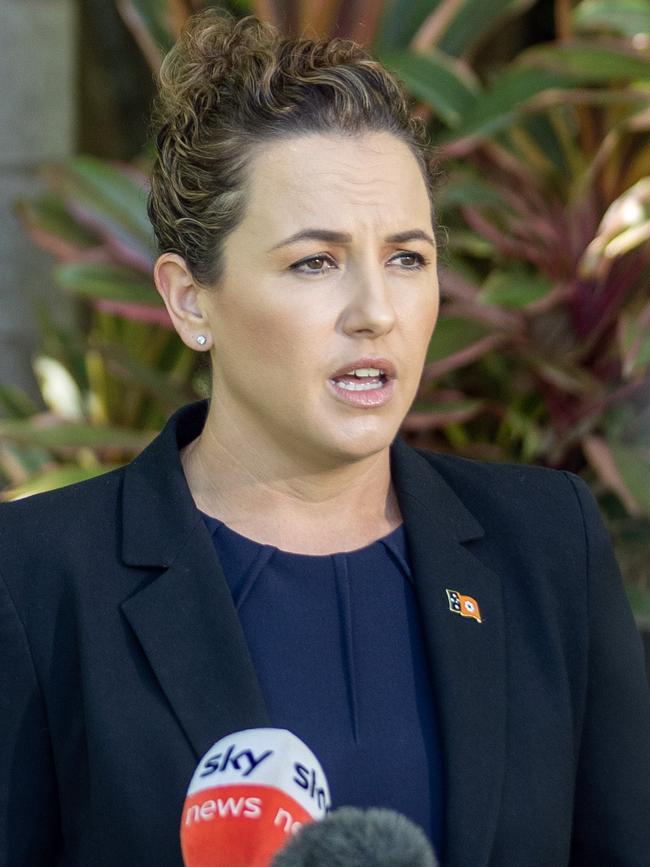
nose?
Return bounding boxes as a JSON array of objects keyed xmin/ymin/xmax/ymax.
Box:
[{"xmin": 339, "ymin": 265, "xmax": 396, "ymax": 338}]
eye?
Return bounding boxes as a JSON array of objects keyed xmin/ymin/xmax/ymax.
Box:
[
  {"xmin": 390, "ymin": 251, "xmax": 429, "ymax": 270},
  {"xmin": 290, "ymin": 254, "xmax": 337, "ymax": 276}
]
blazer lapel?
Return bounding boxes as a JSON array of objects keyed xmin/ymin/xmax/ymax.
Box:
[
  {"xmin": 392, "ymin": 439, "xmax": 506, "ymax": 867},
  {"xmin": 119, "ymin": 401, "xmax": 270, "ymax": 759},
  {"xmin": 117, "ymin": 401, "xmax": 505, "ymax": 860}
]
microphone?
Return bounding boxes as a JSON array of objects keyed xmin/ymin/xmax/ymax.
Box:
[
  {"xmin": 180, "ymin": 728, "xmax": 331, "ymax": 867},
  {"xmin": 270, "ymin": 806, "xmax": 439, "ymax": 867}
]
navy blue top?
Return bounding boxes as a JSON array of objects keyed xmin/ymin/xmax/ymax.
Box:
[{"xmin": 201, "ymin": 513, "xmax": 444, "ymax": 855}]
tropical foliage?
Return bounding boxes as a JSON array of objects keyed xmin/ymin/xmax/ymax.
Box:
[{"xmin": 2, "ymin": 0, "xmax": 649, "ymax": 608}]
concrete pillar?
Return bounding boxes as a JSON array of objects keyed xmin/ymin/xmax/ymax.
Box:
[{"xmin": 0, "ymin": 0, "xmax": 76, "ymax": 403}]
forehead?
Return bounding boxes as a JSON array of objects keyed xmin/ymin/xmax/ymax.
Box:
[{"xmin": 239, "ymin": 132, "xmax": 432, "ymax": 236}]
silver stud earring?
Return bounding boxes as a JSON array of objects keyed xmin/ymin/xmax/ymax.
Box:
[{"xmin": 196, "ymin": 335, "xmax": 207, "ymax": 346}]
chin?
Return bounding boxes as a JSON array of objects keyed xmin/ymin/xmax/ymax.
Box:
[{"xmin": 315, "ymin": 416, "xmax": 401, "ymax": 465}]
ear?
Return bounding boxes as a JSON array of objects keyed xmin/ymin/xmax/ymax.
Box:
[{"xmin": 154, "ymin": 253, "xmax": 212, "ymax": 351}]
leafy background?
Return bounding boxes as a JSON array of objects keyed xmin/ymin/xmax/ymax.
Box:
[{"xmin": 2, "ymin": 0, "xmax": 649, "ymax": 621}]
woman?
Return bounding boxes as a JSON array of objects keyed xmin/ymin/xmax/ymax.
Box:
[{"xmin": 1, "ymin": 10, "xmax": 649, "ymax": 866}]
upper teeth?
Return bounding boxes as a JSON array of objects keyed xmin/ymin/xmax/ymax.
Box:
[{"xmin": 349, "ymin": 368, "xmax": 383, "ymax": 377}]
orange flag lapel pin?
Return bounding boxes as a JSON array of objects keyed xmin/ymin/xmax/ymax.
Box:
[{"xmin": 446, "ymin": 589, "xmax": 482, "ymax": 623}]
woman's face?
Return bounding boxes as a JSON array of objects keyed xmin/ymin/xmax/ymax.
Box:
[{"xmin": 202, "ymin": 131, "xmax": 439, "ymax": 466}]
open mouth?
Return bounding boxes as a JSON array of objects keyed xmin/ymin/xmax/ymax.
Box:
[
  {"xmin": 330, "ymin": 367, "xmax": 388, "ymax": 391},
  {"xmin": 327, "ymin": 358, "xmax": 396, "ymax": 407}
]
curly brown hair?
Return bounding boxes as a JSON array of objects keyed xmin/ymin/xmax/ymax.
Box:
[{"xmin": 148, "ymin": 8, "xmax": 438, "ymax": 287}]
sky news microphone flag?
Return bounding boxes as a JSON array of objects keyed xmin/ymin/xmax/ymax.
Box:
[{"xmin": 180, "ymin": 728, "xmax": 331, "ymax": 867}]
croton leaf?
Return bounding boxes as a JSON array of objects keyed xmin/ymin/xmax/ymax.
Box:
[
  {"xmin": 521, "ymin": 41, "xmax": 650, "ymax": 83},
  {"xmin": 0, "ymin": 440, "xmax": 53, "ymax": 484},
  {"xmin": 54, "ymin": 263, "xmax": 163, "ymax": 307},
  {"xmin": 580, "ymin": 178, "xmax": 650, "ymax": 276},
  {"xmin": 0, "ymin": 419, "xmax": 156, "ymax": 451},
  {"xmin": 437, "ymin": 67, "xmax": 578, "ymax": 151},
  {"xmin": 116, "ymin": 0, "xmax": 176, "ymax": 69},
  {"xmin": 425, "ymin": 316, "xmax": 510, "ymax": 379},
  {"xmin": 573, "ymin": 0, "xmax": 650, "ymax": 39},
  {"xmin": 479, "ymin": 268, "xmax": 555, "ymax": 309},
  {"xmin": 0, "ymin": 385, "xmax": 41, "ymax": 421},
  {"xmin": 619, "ymin": 306, "xmax": 650, "ymax": 376},
  {"xmin": 379, "ymin": 47, "xmax": 479, "ymax": 127},
  {"xmin": 583, "ymin": 434, "xmax": 642, "ymax": 516},
  {"xmin": 94, "ymin": 300, "xmax": 173, "ymax": 328},
  {"xmin": 374, "ymin": 0, "xmax": 442, "ymax": 54},
  {"xmin": 624, "ymin": 585, "xmax": 650, "ymax": 625},
  {"xmin": 436, "ymin": 0, "xmax": 537, "ymax": 59},
  {"xmin": 403, "ymin": 397, "xmax": 486, "ymax": 429},
  {"xmin": 51, "ymin": 156, "xmax": 155, "ymax": 271},
  {"xmin": 15, "ymin": 194, "xmax": 101, "ymax": 258},
  {"xmin": 426, "ymin": 316, "xmax": 492, "ymax": 362},
  {"xmin": 609, "ymin": 441, "xmax": 650, "ymax": 515}
]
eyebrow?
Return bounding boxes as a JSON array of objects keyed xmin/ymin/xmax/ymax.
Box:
[{"xmin": 267, "ymin": 228, "xmax": 436, "ymax": 252}]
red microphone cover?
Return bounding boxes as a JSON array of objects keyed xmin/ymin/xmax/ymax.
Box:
[{"xmin": 180, "ymin": 728, "xmax": 331, "ymax": 867}]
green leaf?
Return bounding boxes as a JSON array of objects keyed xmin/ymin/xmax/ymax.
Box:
[
  {"xmin": 0, "ymin": 440, "xmax": 53, "ymax": 478},
  {"xmin": 480, "ymin": 269, "xmax": 554, "ymax": 309},
  {"xmin": 437, "ymin": 67, "xmax": 577, "ymax": 147},
  {"xmin": 445, "ymin": 229, "xmax": 496, "ymax": 258},
  {"xmin": 379, "ymin": 48, "xmax": 479, "ymax": 127},
  {"xmin": 93, "ymin": 341, "xmax": 196, "ymax": 411},
  {"xmin": 426, "ymin": 316, "xmax": 491, "ymax": 363},
  {"xmin": 620, "ymin": 314, "xmax": 650, "ymax": 375},
  {"xmin": 573, "ymin": 0, "xmax": 650, "ymax": 39},
  {"xmin": 374, "ymin": 0, "xmax": 440, "ymax": 53},
  {"xmin": 438, "ymin": 0, "xmax": 536, "ymax": 57},
  {"xmin": 408, "ymin": 398, "xmax": 486, "ymax": 425},
  {"xmin": 16, "ymin": 194, "xmax": 100, "ymax": 249},
  {"xmin": 0, "ymin": 385, "xmax": 40, "ymax": 420},
  {"xmin": 625, "ymin": 585, "xmax": 650, "ymax": 624},
  {"xmin": 438, "ymin": 175, "xmax": 505, "ymax": 209},
  {"xmin": 1, "ymin": 464, "xmax": 124, "ymax": 501},
  {"xmin": 54, "ymin": 263, "xmax": 163, "ymax": 307},
  {"xmin": 0, "ymin": 420, "xmax": 156, "ymax": 451},
  {"xmin": 121, "ymin": 0, "xmax": 175, "ymax": 55},
  {"xmin": 497, "ymin": 404, "xmax": 546, "ymax": 461},
  {"xmin": 510, "ymin": 113, "xmax": 573, "ymax": 176},
  {"xmin": 523, "ymin": 43, "xmax": 650, "ymax": 83},
  {"xmin": 610, "ymin": 443, "xmax": 650, "ymax": 514}
]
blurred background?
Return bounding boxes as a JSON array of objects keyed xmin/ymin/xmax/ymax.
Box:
[{"xmin": 1, "ymin": 0, "xmax": 649, "ymax": 663}]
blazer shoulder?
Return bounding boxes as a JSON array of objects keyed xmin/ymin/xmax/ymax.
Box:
[
  {"xmin": 0, "ymin": 464, "xmax": 128, "ymax": 567},
  {"xmin": 411, "ymin": 447, "xmax": 594, "ymax": 538},
  {"xmin": 0, "ymin": 463, "xmax": 125, "ymax": 522},
  {"xmin": 415, "ymin": 446, "xmax": 575, "ymax": 494}
]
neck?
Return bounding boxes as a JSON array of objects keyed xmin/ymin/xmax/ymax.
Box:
[{"xmin": 180, "ymin": 401, "xmax": 401, "ymax": 555}]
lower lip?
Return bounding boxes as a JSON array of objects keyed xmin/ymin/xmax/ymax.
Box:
[{"xmin": 327, "ymin": 378, "xmax": 396, "ymax": 408}]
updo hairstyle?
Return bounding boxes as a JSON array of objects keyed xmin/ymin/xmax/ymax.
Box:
[{"xmin": 148, "ymin": 8, "xmax": 438, "ymax": 287}]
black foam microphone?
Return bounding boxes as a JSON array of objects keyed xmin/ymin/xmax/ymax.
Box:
[{"xmin": 270, "ymin": 806, "xmax": 439, "ymax": 867}]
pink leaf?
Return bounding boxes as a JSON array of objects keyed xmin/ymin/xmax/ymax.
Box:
[
  {"xmin": 93, "ymin": 299, "xmax": 174, "ymax": 328},
  {"xmin": 423, "ymin": 333, "xmax": 510, "ymax": 380}
]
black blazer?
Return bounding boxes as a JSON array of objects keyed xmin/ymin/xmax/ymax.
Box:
[{"xmin": 1, "ymin": 400, "xmax": 649, "ymax": 867}]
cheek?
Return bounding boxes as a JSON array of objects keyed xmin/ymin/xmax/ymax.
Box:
[
  {"xmin": 215, "ymin": 295, "xmax": 321, "ymax": 373},
  {"xmin": 423, "ymin": 294, "xmax": 440, "ymax": 342},
  {"xmin": 401, "ymin": 290, "xmax": 439, "ymax": 349}
]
